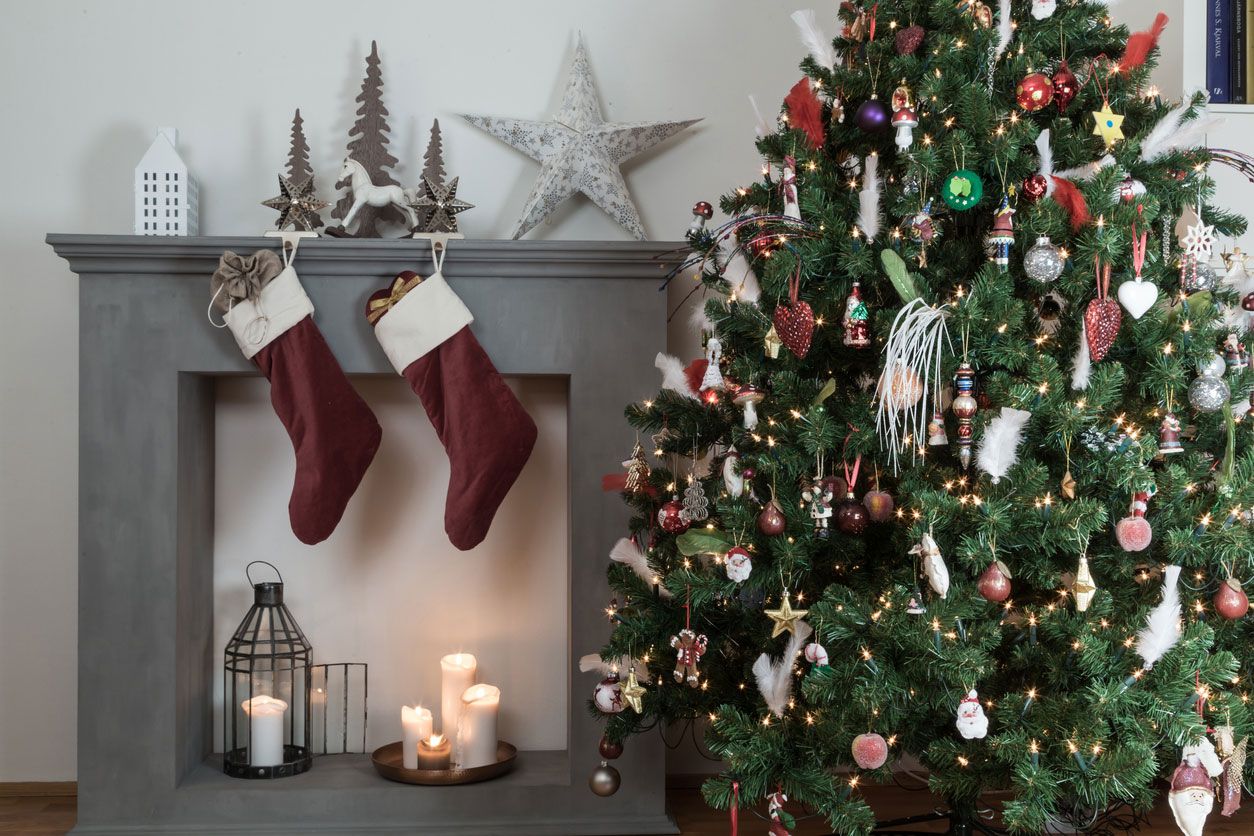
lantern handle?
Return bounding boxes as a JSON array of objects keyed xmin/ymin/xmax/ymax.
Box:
[{"xmin": 246, "ymin": 560, "xmax": 283, "ymax": 587}]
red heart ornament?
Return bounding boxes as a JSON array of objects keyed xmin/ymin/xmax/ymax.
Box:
[
  {"xmin": 773, "ymin": 300, "xmax": 814, "ymax": 358},
  {"xmin": 1083, "ymin": 298, "xmax": 1121, "ymax": 362}
]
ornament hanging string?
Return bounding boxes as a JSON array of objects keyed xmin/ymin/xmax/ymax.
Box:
[
  {"xmin": 1131, "ymin": 206, "xmax": 1148, "ymax": 278},
  {"xmin": 1094, "ymin": 255, "xmax": 1112, "ymax": 303},
  {"xmin": 843, "ymin": 428, "xmax": 863, "ymax": 491},
  {"xmin": 1088, "ymin": 54, "xmax": 1114, "ymax": 107},
  {"xmin": 684, "ymin": 584, "xmax": 692, "ymax": 631},
  {"xmin": 868, "ymin": 3, "xmax": 878, "ymax": 42},
  {"xmin": 730, "ymin": 780, "xmax": 740, "ymax": 836}
]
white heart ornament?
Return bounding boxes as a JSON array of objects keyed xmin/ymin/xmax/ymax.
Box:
[{"xmin": 1117, "ymin": 278, "xmax": 1158, "ymax": 320}]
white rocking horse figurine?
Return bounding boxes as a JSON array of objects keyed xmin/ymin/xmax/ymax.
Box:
[{"xmin": 337, "ymin": 157, "xmax": 416, "ymax": 232}]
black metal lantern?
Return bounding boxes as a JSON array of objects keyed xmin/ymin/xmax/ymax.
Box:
[{"xmin": 223, "ymin": 561, "xmax": 313, "ymax": 778}]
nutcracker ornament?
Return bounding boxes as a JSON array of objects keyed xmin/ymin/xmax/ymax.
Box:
[
  {"xmin": 843, "ymin": 281, "xmax": 871, "ymax": 347},
  {"xmin": 952, "ymin": 362, "xmax": 979, "ymax": 469},
  {"xmin": 985, "ymin": 194, "xmax": 1015, "ymax": 270},
  {"xmin": 1159, "ymin": 412, "xmax": 1183, "ymax": 455},
  {"xmin": 669, "ymin": 628, "xmax": 708, "ymax": 687},
  {"xmin": 1115, "ymin": 490, "xmax": 1153, "ymax": 552},
  {"xmin": 801, "ymin": 474, "xmax": 835, "ymax": 537},
  {"xmin": 955, "ymin": 689, "xmax": 989, "ymax": 740}
]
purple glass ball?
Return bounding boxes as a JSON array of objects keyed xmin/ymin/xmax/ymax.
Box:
[{"xmin": 855, "ymin": 99, "xmax": 891, "ymax": 132}]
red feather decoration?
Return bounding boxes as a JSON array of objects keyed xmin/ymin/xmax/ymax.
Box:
[
  {"xmin": 784, "ymin": 78, "xmax": 825, "ymax": 150},
  {"xmin": 1119, "ymin": 13, "xmax": 1168, "ymax": 74},
  {"xmin": 684, "ymin": 359, "xmax": 709, "ymax": 395},
  {"xmin": 1050, "ymin": 177, "xmax": 1091, "ymax": 231}
]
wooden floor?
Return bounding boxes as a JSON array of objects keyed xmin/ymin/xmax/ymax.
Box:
[{"xmin": 5, "ymin": 788, "xmax": 1254, "ymax": 834}]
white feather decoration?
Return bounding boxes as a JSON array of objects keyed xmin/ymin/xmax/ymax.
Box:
[
  {"xmin": 749, "ymin": 95, "xmax": 773, "ymax": 139},
  {"xmin": 752, "ymin": 620, "xmax": 813, "ymax": 717},
  {"xmin": 993, "ymin": 0, "xmax": 1013, "ymax": 62},
  {"xmin": 976, "ymin": 407, "xmax": 1031, "ymax": 484},
  {"xmin": 1137, "ymin": 565, "xmax": 1182, "ymax": 670},
  {"xmin": 1138, "ymin": 98, "xmax": 1225, "ymax": 163},
  {"xmin": 1035, "ymin": 129, "xmax": 1054, "ymax": 179},
  {"xmin": 875, "ymin": 299, "xmax": 951, "ymax": 473},
  {"xmin": 689, "ymin": 297, "xmax": 716, "ymax": 334},
  {"xmin": 1056, "ymin": 154, "xmax": 1114, "ymax": 182},
  {"xmin": 718, "ymin": 233, "xmax": 762, "ymax": 305},
  {"xmin": 610, "ymin": 536, "xmax": 675, "ymax": 599},
  {"xmin": 655, "ymin": 353, "xmax": 698, "ymax": 401},
  {"xmin": 1071, "ymin": 323, "xmax": 1092, "ymax": 391},
  {"xmin": 578, "ymin": 653, "xmax": 642, "ymax": 676},
  {"xmin": 858, "ymin": 155, "xmax": 881, "ymax": 241},
  {"xmin": 791, "ymin": 9, "xmax": 838, "ymax": 69}
]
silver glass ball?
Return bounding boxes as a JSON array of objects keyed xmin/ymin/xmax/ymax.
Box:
[
  {"xmin": 1186, "ymin": 260, "xmax": 1219, "ymax": 293},
  {"xmin": 1198, "ymin": 352, "xmax": 1227, "ymax": 378},
  {"xmin": 1189, "ymin": 374, "xmax": 1231, "ymax": 413},
  {"xmin": 589, "ymin": 761, "xmax": 621, "ymax": 796},
  {"xmin": 1024, "ymin": 236, "xmax": 1065, "ymax": 283}
]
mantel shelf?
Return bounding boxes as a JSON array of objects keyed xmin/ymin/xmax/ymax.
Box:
[{"xmin": 46, "ymin": 234, "xmax": 688, "ymax": 278}]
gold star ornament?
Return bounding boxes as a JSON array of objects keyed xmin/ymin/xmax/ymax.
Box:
[
  {"xmin": 621, "ymin": 667, "xmax": 646, "ymax": 714},
  {"xmin": 1091, "ymin": 103, "xmax": 1124, "ymax": 150},
  {"xmin": 410, "ymin": 175, "xmax": 474, "ymax": 233},
  {"xmin": 261, "ymin": 175, "xmax": 328, "ymax": 232},
  {"xmin": 764, "ymin": 591, "xmax": 809, "ymax": 638}
]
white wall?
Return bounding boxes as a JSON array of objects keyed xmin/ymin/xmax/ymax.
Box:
[{"xmin": 0, "ymin": 0, "xmax": 1187, "ymax": 781}]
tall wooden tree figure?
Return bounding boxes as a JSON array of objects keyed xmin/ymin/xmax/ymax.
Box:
[
  {"xmin": 421, "ymin": 118, "xmax": 445, "ymax": 185},
  {"xmin": 287, "ymin": 109, "xmax": 314, "ymax": 185},
  {"xmin": 410, "ymin": 118, "xmax": 474, "ymax": 233},
  {"xmin": 331, "ymin": 41, "xmax": 403, "ymax": 237}
]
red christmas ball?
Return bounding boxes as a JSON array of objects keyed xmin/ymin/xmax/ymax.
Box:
[
  {"xmin": 1115, "ymin": 516, "xmax": 1152, "ymax": 552},
  {"xmin": 851, "ymin": 732, "xmax": 889, "ymax": 769},
  {"xmin": 1016, "ymin": 73, "xmax": 1055, "ymax": 112},
  {"xmin": 658, "ymin": 499, "xmax": 689, "ymax": 534},
  {"xmin": 1021, "ymin": 173, "xmax": 1049, "ymax": 203},
  {"xmin": 599, "ymin": 735, "xmax": 624, "ymax": 760},
  {"xmin": 1214, "ymin": 578, "xmax": 1250, "ymax": 620},
  {"xmin": 835, "ymin": 494, "xmax": 869, "ymax": 535},
  {"xmin": 1053, "ymin": 60, "xmax": 1079, "ymax": 111},
  {"xmin": 863, "ymin": 489, "xmax": 895, "ymax": 522},
  {"xmin": 758, "ymin": 500, "xmax": 786, "ymax": 536},
  {"xmin": 977, "ymin": 561, "xmax": 1012, "ymax": 603}
]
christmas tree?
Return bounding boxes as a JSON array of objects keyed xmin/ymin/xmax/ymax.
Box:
[
  {"xmin": 596, "ymin": 3, "xmax": 1253, "ymax": 834},
  {"xmin": 331, "ymin": 41, "xmax": 403, "ymax": 237},
  {"xmin": 286, "ymin": 108, "xmax": 314, "ymax": 185}
]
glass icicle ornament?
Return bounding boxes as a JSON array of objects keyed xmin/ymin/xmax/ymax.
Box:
[{"xmin": 1024, "ymin": 235, "xmax": 1064, "ymax": 283}]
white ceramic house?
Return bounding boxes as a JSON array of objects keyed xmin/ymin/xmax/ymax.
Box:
[{"xmin": 134, "ymin": 127, "xmax": 199, "ymax": 235}]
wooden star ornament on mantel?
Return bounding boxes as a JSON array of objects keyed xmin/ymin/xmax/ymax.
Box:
[
  {"xmin": 461, "ymin": 36, "xmax": 701, "ymax": 240},
  {"xmin": 262, "ymin": 175, "xmax": 329, "ymax": 232}
]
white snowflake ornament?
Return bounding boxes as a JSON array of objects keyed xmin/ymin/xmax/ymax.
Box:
[{"xmin": 1183, "ymin": 220, "xmax": 1218, "ymax": 261}]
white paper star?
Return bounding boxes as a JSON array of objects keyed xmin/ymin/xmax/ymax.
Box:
[
  {"xmin": 1184, "ymin": 220, "xmax": 1217, "ymax": 260},
  {"xmin": 462, "ymin": 38, "xmax": 700, "ymax": 240}
]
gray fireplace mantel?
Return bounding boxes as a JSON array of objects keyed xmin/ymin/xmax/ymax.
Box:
[{"xmin": 48, "ymin": 234, "xmax": 682, "ymax": 836}]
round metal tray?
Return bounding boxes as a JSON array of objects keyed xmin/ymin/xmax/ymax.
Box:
[{"xmin": 371, "ymin": 741, "xmax": 518, "ymax": 785}]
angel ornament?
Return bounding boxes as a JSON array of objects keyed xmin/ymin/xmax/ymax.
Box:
[
  {"xmin": 669, "ymin": 628, "xmax": 708, "ymax": 687},
  {"xmin": 801, "ymin": 474, "xmax": 835, "ymax": 538},
  {"xmin": 911, "ymin": 529, "xmax": 950, "ymax": 599}
]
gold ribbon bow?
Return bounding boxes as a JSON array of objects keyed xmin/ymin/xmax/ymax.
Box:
[{"xmin": 367, "ymin": 272, "xmax": 424, "ymax": 324}]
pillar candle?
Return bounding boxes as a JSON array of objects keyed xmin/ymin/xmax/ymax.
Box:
[
  {"xmin": 440, "ymin": 653, "xmax": 477, "ymax": 764},
  {"xmin": 416, "ymin": 733, "xmax": 451, "ymax": 770},
  {"xmin": 458, "ymin": 684, "xmax": 500, "ymax": 769},
  {"xmin": 242, "ymin": 695, "xmax": 287, "ymax": 768},
  {"xmin": 401, "ymin": 705, "xmax": 433, "ymax": 770}
]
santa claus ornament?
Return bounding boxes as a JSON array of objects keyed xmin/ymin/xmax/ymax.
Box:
[
  {"xmin": 725, "ymin": 545, "xmax": 753, "ymax": 583},
  {"xmin": 955, "ymin": 689, "xmax": 989, "ymax": 740},
  {"xmin": 1115, "ymin": 490, "xmax": 1153, "ymax": 552},
  {"xmin": 1169, "ymin": 752, "xmax": 1218, "ymax": 836},
  {"xmin": 1031, "ymin": 0, "xmax": 1057, "ymax": 19}
]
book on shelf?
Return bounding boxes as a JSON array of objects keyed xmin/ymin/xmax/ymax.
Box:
[{"xmin": 1206, "ymin": 0, "xmax": 1254, "ymax": 105}]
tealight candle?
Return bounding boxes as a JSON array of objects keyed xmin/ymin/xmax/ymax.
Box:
[
  {"xmin": 440, "ymin": 653, "xmax": 477, "ymax": 764},
  {"xmin": 416, "ymin": 733, "xmax": 451, "ymax": 770},
  {"xmin": 401, "ymin": 705, "xmax": 433, "ymax": 770},
  {"xmin": 459, "ymin": 684, "xmax": 501, "ymax": 770},
  {"xmin": 242, "ymin": 695, "xmax": 287, "ymax": 768}
]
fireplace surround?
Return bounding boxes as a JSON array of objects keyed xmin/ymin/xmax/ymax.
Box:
[{"xmin": 48, "ymin": 234, "xmax": 679, "ymax": 835}]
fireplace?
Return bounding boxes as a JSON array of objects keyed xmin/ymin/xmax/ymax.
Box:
[{"xmin": 49, "ymin": 234, "xmax": 678, "ymax": 835}]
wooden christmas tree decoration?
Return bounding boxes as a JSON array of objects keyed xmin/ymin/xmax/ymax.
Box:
[
  {"xmin": 330, "ymin": 41, "xmax": 403, "ymax": 238},
  {"xmin": 410, "ymin": 118, "xmax": 474, "ymax": 234},
  {"xmin": 286, "ymin": 109, "xmax": 314, "ymax": 185},
  {"xmin": 260, "ymin": 109, "xmax": 326, "ymax": 233}
]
